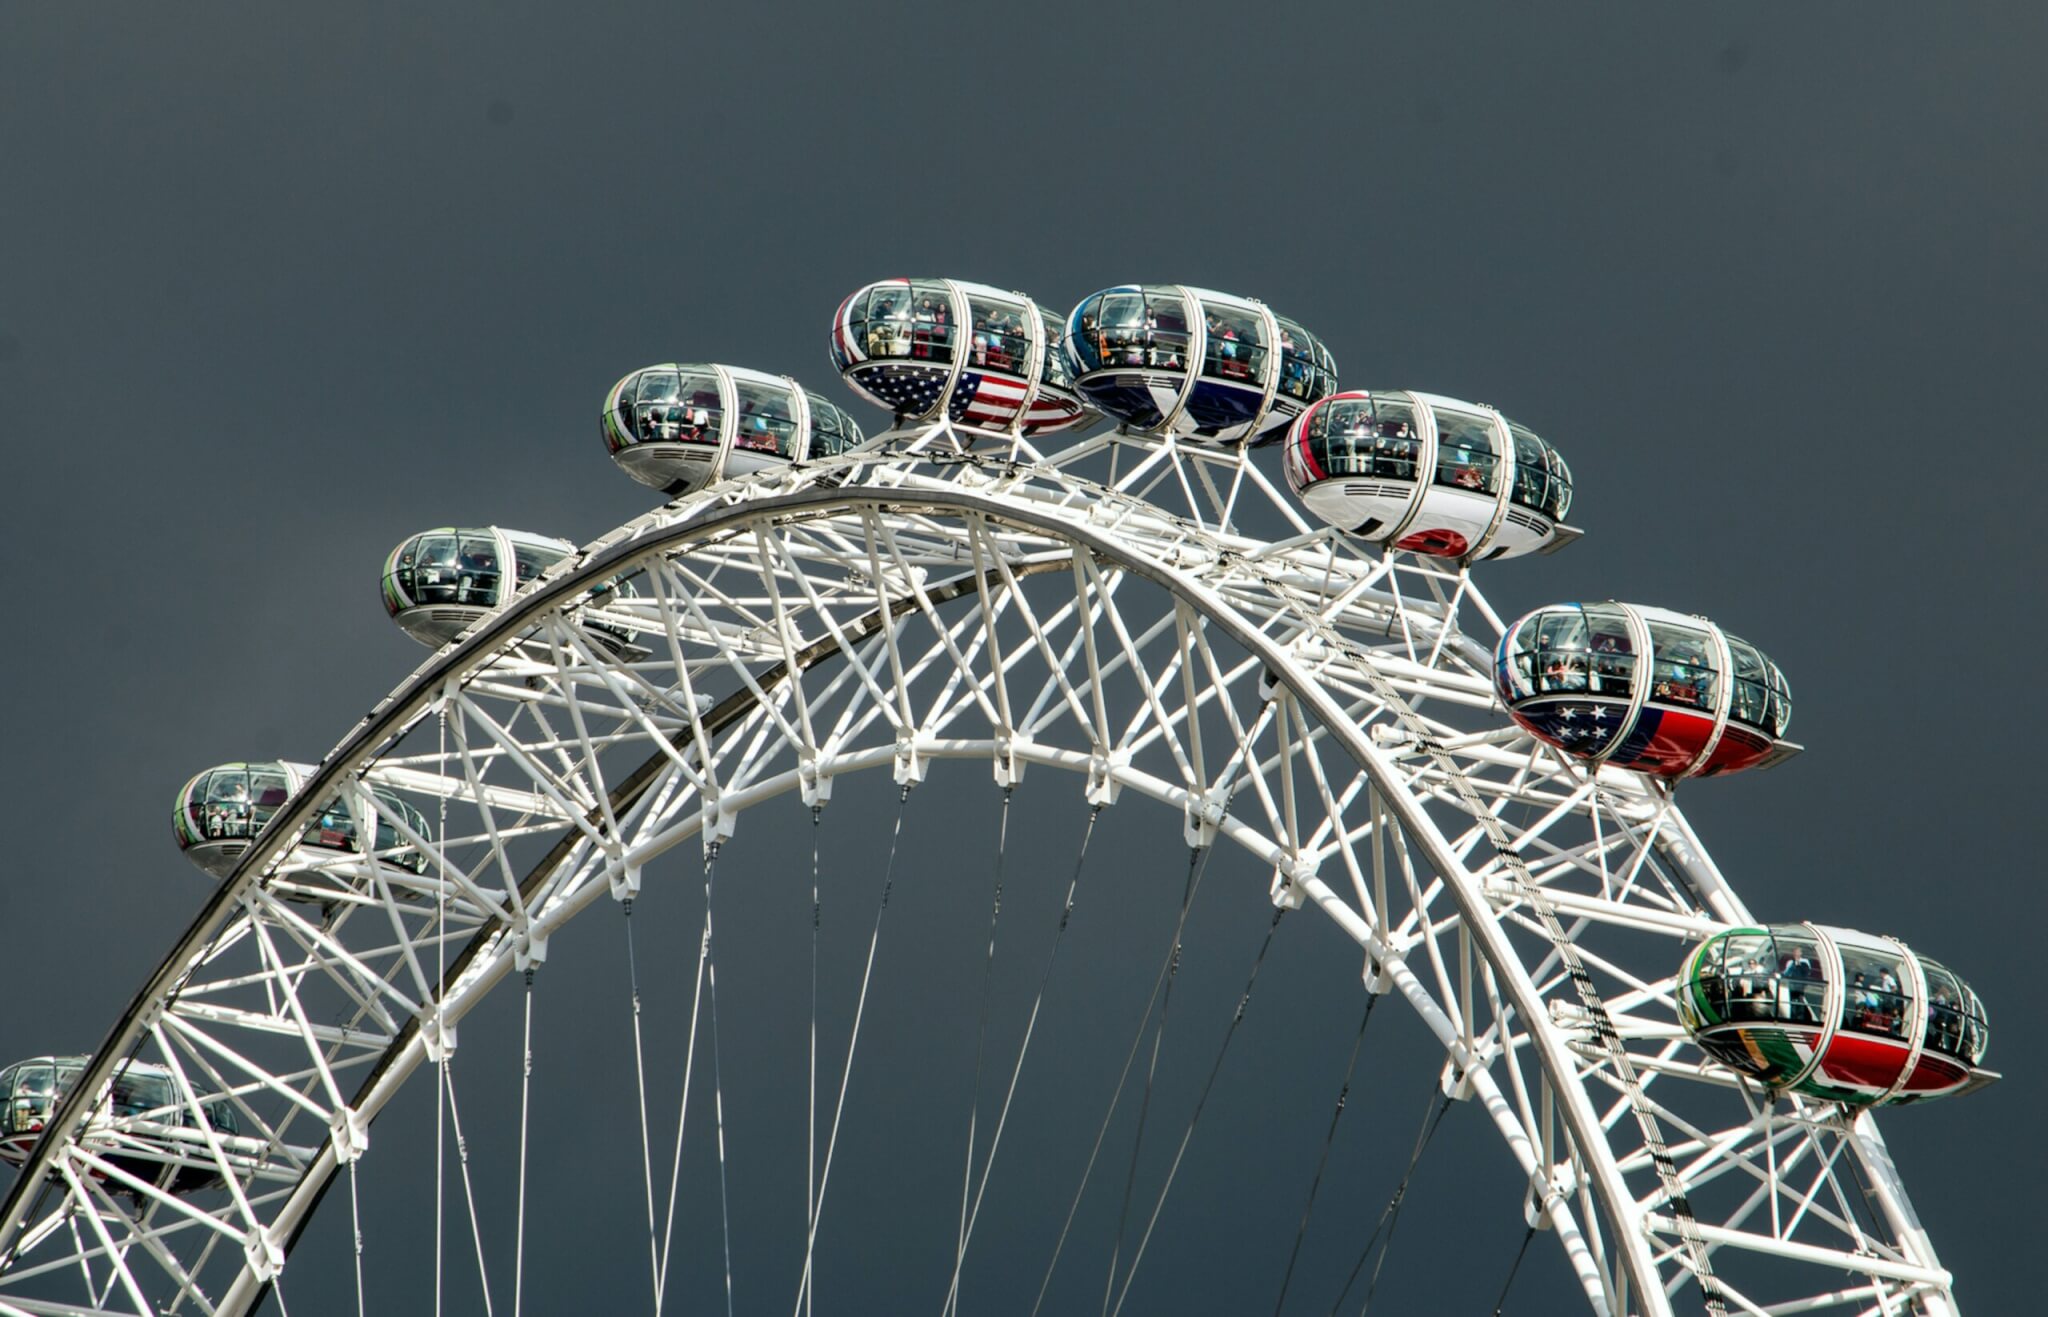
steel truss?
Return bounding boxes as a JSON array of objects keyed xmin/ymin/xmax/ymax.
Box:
[{"xmin": 0, "ymin": 421, "xmax": 1958, "ymax": 1315}]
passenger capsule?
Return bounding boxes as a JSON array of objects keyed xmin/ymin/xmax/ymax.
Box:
[
  {"xmin": 1063, "ymin": 285, "xmax": 1336, "ymax": 445},
  {"xmin": 829, "ymin": 278, "xmax": 1095, "ymax": 435},
  {"xmin": 1676, "ymin": 925, "xmax": 1994, "ymax": 1106},
  {"xmin": 1494, "ymin": 603, "xmax": 1797, "ymax": 779},
  {"xmin": 0, "ymin": 1056, "xmax": 244, "ymax": 1192},
  {"xmin": 381, "ymin": 525, "xmax": 641, "ymax": 653},
  {"xmin": 603, "ymin": 365, "xmax": 864, "ymax": 497},
  {"xmin": 1283, "ymin": 391, "xmax": 1580, "ymax": 560},
  {"xmin": 173, "ymin": 761, "xmax": 430, "ymax": 885}
]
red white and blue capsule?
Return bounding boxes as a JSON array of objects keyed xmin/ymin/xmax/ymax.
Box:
[
  {"xmin": 1284, "ymin": 390, "xmax": 1578, "ymax": 561},
  {"xmin": 603, "ymin": 364, "xmax": 863, "ymax": 498},
  {"xmin": 1495, "ymin": 602, "xmax": 1797, "ymax": 779},
  {"xmin": 1063, "ymin": 285, "xmax": 1335, "ymax": 445},
  {"xmin": 830, "ymin": 278, "xmax": 1094, "ymax": 435}
]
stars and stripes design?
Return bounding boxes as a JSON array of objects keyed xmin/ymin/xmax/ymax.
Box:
[
  {"xmin": 948, "ymin": 370, "xmax": 1089, "ymax": 434},
  {"xmin": 848, "ymin": 363, "xmax": 952, "ymax": 418},
  {"xmin": 1512, "ymin": 698, "xmax": 1630, "ymax": 757}
]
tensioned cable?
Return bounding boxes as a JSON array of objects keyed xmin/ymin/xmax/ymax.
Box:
[
  {"xmin": 654, "ymin": 840, "xmax": 725, "ymax": 1311},
  {"xmin": 1106, "ymin": 907, "xmax": 1288, "ymax": 1317},
  {"xmin": 790, "ymin": 785, "xmax": 913, "ymax": 1317},
  {"xmin": 705, "ymin": 842, "xmax": 737, "ymax": 1317},
  {"xmin": 625, "ymin": 896, "xmax": 662, "ymax": 1306},
  {"xmin": 1490, "ymin": 1221, "xmax": 1539, "ymax": 1316},
  {"xmin": 435, "ymin": 706, "xmax": 448, "ymax": 1317},
  {"xmin": 1323, "ymin": 1077, "xmax": 1453, "ymax": 1317},
  {"xmin": 1031, "ymin": 838, "xmax": 1216, "ymax": 1317},
  {"xmin": 942, "ymin": 786, "xmax": 1014, "ymax": 1317},
  {"xmin": 1271, "ymin": 996, "xmax": 1381, "ymax": 1317},
  {"xmin": 348, "ymin": 1160, "xmax": 367, "ymax": 1317},
  {"xmin": 441, "ymin": 1064, "xmax": 495, "ymax": 1316},
  {"xmin": 805, "ymin": 804, "xmax": 821, "ymax": 1317},
  {"xmin": 1100, "ymin": 844, "xmax": 1210, "ymax": 1317},
  {"xmin": 940, "ymin": 802, "xmax": 1103, "ymax": 1317},
  {"xmin": 513, "ymin": 970, "xmax": 534, "ymax": 1317}
]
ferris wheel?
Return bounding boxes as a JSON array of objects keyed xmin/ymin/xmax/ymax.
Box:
[{"xmin": 0, "ymin": 277, "xmax": 1994, "ymax": 1316}]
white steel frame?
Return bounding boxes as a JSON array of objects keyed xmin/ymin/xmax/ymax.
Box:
[{"xmin": 0, "ymin": 420, "xmax": 1959, "ymax": 1316}]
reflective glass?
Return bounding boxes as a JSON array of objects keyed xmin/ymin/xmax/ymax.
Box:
[
  {"xmin": 1838, "ymin": 945, "xmax": 1913, "ymax": 1040},
  {"xmin": 1038, "ymin": 309, "xmax": 1075, "ymax": 390},
  {"xmin": 967, "ymin": 294, "xmax": 1031, "ymax": 376},
  {"xmin": 4, "ymin": 1065, "xmax": 54, "ymax": 1136},
  {"xmin": 1274, "ymin": 318, "xmax": 1330, "ymax": 401},
  {"xmin": 732, "ymin": 381, "xmax": 800, "ymax": 459},
  {"xmin": 512, "ymin": 541, "xmax": 568, "ymax": 586},
  {"xmin": 410, "ymin": 534, "xmax": 459, "ymax": 603},
  {"xmin": 1432, "ymin": 406, "xmax": 1500, "ymax": 494},
  {"xmin": 1303, "ymin": 395, "xmax": 1422, "ymax": 480},
  {"xmin": 1199, "ymin": 300, "xmax": 1268, "ymax": 385},
  {"xmin": 1142, "ymin": 286, "xmax": 1190, "ymax": 371},
  {"xmin": 1547, "ymin": 449, "xmax": 1574, "ymax": 520},
  {"xmin": 1768, "ymin": 930, "xmax": 1828, "ymax": 1024},
  {"xmin": 1647, "ymin": 621, "xmax": 1718, "ymax": 711},
  {"xmin": 1583, "ymin": 603, "xmax": 1636, "ymax": 696},
  {"xmin": 110, "ymin": 1070, "xmax": 174, "ymax": 1120},
  {"xmin": 1717, "ymin": 934, "xmax": 1778, "ymax": 1022},
  {"xmin": 855, "ymin": 285, "xmax": 915, "ymax": 359},
  {"xmin": 1766, "ymin": 661, "xmax": 1793, "ymax": 738},
  {"xmin": 1726, "ymin": 637, "xmax": 1772, "ymax": 732},
  {"xmin": 907, "ymin": 280, "xmax": 955, "ymax": 365},
  {"xmin": 1509, "ymin": 425, "xmax": 1550, "ymax": 513},
  {"xmin": 456, "ymin": 534, "xmax": 501, "ymax": 606},
  {"xmin": 1920, "ymin": 960, "xmax": 1974, "ymax": 1060}
]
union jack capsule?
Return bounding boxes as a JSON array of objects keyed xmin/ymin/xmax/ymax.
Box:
[
  {"xmin": 603, "ymin": 364, "xmax": 863, "ymax": 497},
  {"xmin": 380, "ymin": 525, "xmax": 641, "ymax": 654},
  {"xmin": 1062, "ymin": 285, "xmax": 1336, "ymax": 445},
  {"xmin": 0, "ymin": 1057, "xmax": 248, "ymax": 1193},
  {"xmin": 1676, "ymin": 924, "xmax": 1995, "ymax": 1106},
  {"xmin": 172, "ymin": 761, "xmax": 430, "ymax": 889},
  {"xmin": 1494, "ymin": 603, "xmax": 1798, "ymax": 778},
  {"xmin": 1283, "ymin": 391, "xmax": 1580, "ymax": 561},
  {"xmin": 829, "ymin": 278, "xmax": 1095, "ymax": 436}
]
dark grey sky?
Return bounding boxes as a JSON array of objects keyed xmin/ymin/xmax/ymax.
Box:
[{"xmin": 2, "ymin": 2, "xmax": 2043, "ymax": 1311}]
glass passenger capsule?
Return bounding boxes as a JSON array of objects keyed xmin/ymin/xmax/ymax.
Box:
[
  {"xmin": 380, "ymin": 525, "xmax": 642, "ymax": 653},
  {"xmin": 1282, "ymin": 391, "xmax": 1580, "ymax": 560},
  {"xmin": 1676, "ymin": 924, "xmax": 1995, "ymax": 1106},
  {"xmin": 829, "ymin": 278, "xmax": 1096, "ymax": 436},
  {"xmin": 0, "ymin": 1056, "xmax": 244, "ymax": 1193},
  {"xmin": 1494, "ymin": 603, "xmax": 1798, "ymax": 779},
  {"xmin": 603, "ymin": 364, "xmax": 864, "ymax": 497},
  {"xmin": 1063, "ymin": 285, "xmax": 1336, "ymax": 445},
  {"xmin": 173, "ymin": 761, "xmax": 431, "ymax": 884}
]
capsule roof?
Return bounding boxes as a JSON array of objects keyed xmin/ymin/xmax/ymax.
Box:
[
  {"xmin": 603, "ymin": 363, "xmax": 864, "ymax": 497},
  {"xmin": 1063, "ymin": 284, "xmax": 1336, "ymax": 445},
  {"xmin": 1283, "ymin": 390, "xmax": 1578, "ymax": 561},
  {"xmin": 1676, "ymin": 923, "xmax": 1994, "ymax": 1106},
  {"xmin": 173, "ymin": 761, "xmax": 430, "ymax": 883},
  {"xmin": 1495, "ymin": 602, "xmax": 1796, "ymax": 779},
  {"xmin": 829, "ymin": 278, "xmax": 1096, "ymax": 436}
]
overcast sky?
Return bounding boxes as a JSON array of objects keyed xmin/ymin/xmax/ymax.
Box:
[{"xmin": 2, "ymin": 3, "xmax": 2043, "ymax": 1312}]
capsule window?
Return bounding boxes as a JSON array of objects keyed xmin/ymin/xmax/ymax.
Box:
[
  {"xmin": 1647, "ymin": 621, "xmax": 1718, "ymax": 712},
  {"xmin": 1509, "ymin": 426, "xmax": 1550, "ymax": 513},
  {"xmin": 1431, "ymin": 407, "xmax": 1500, "ymax": 495},
  {"xmin": 906, "ymin": 280, "xmax": 956, "ymax": 365},
  {"xmin": 3, "ymin": 1065, "xmax": 56, "ymax": 1136},
  {"xmin": 1274, "ymin": 318, "xmax": 1327, "ymax": 401},
  {"xmin": 1725, "ymin": 637, "xmax": 1773, "ymax": 732},
  {"xmin": 455, "ymin": 534, "xmax": 501, "ymax": 606},
  {"xmin": 512, "ymin": 541, "xmax": 568, "ymax": 586},
  {"xmin": 1546, "ymin": 449, "xmax": 1574, "ymax": 521},
  {"xmin": 1582, "ymin": 603, "xmax": 1636, "ymax": 696},
  {"xmin": 1838, "ymin": 945, "xmax": 1913, "ymax": 1041},
  {"xmin": 1141, "ymin": 286, "xmax": 1190, "ymax": 371},
  {"xmin": 1037, "ymin": 309, "xmax": 1074, "ymax": 390},
  {"xmin": 731, "ymin": 381, "xmax": 800, "ymax": 459},
  {"xmin": 966, "ymin": 295, "xmax": 1031, "ymax": 375},
  {"xmin": 1199, "ymin": 302, "xmax": 1267, "ymax": 385},
  {"xmin": 110, "ymin": 1070, "xmax": 174, "ymax": 1120}
]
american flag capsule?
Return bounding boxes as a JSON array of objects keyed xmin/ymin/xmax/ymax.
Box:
[
  {"xmin": 172, "ymin": 761, "xmax": 431, "ymax": 888},
  {"xmin": 380, "ymin": 525, "xmax": 641, "ymax": 654},
  {"xmin": 829, "ymin": 278, "xmax": 1095, "ymax": 436},
  {"xmin": 1063, "ymin": 285, "xmax": 1336, "ymax": 445},
  {"xmin": 1676, "ymin": 924, "xmax": 1995, "ymax": 1106},
  {"xmin": 1494, "ymin": 603, "xmax": 1799, "ymax": 779},
  {"xmin": 1283, "ymin": 391, "xmax": 1579, "ymax": 561},
  {"xmin": 602, "ymin": 364, "xmax": 863, "ymax": 497}
]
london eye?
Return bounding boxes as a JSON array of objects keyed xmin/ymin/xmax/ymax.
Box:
[{"xmin": 0, "ymin": 277, "xmax": 1994, "ymax": 1316}]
